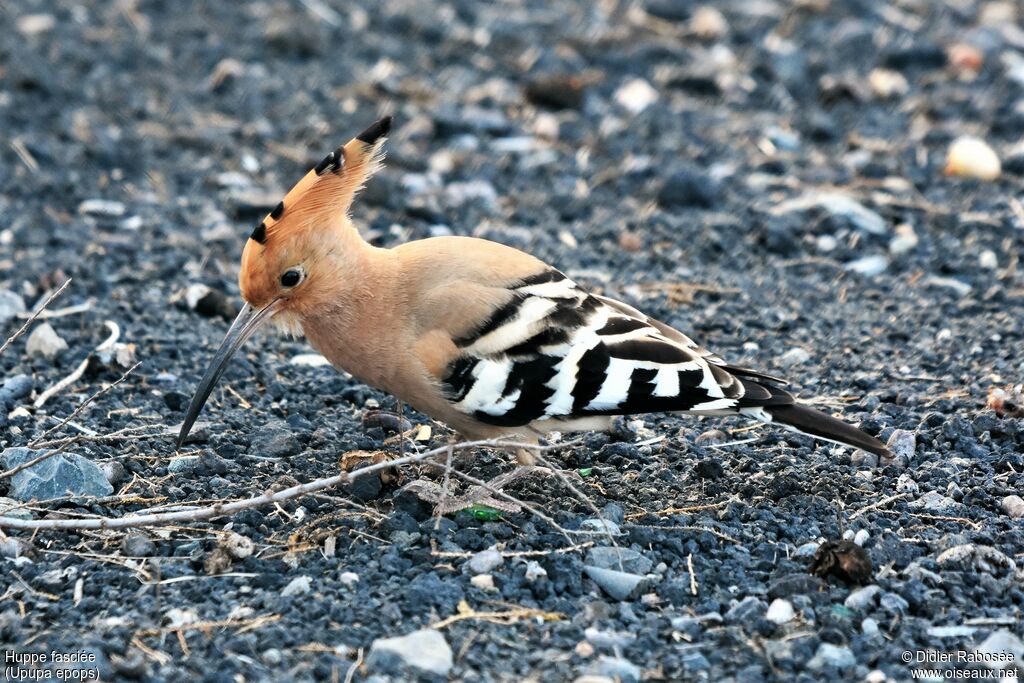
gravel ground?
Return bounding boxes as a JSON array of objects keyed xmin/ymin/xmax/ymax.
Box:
[{"xmin": 2, "ymin": 0, "xmax": 1024, "ymax": 681}]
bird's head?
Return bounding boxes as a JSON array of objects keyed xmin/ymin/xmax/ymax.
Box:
[{"xmin": 176, "ymin": 116, "xmax": 391, "ymax": 448}]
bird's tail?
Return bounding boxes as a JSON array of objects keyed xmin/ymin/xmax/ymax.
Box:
[{"xmin": 751, "ymin": 404, "xmax": 891, "ymax": 458}]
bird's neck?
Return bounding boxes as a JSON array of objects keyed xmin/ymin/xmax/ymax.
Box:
[{"xmin": 296, "ymin": 225, "xmax": 407, "ymax": 388}]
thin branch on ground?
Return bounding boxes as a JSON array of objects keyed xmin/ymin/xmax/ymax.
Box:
[
  {"xmin": 0, "ymin": 439, "xmax": 569, "ymax": 531},
  {"xmin": 0, "ymin": 279, "xmax": 72, "ymax": 356},
  {"xmin": 0, "ymin": 437, "xmax": 82, "ymax": 481},
  {"xmin": 30, "ymin": 362, "xmax": 141, "ymax": 447},
  {"xmin": 33, "ymin": 320, "xmax": 122, "ymax": 408}
]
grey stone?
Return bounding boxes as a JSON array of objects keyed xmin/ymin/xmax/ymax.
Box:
[
  {"xmin": 281, "ymin": 576, "xmax": 312, "ymax": 597},
  {"xmin": 1000, "ymin": 495, "xmax": 1024, "ymax": 519},
  {"xmin": 584, "ymin": 627, "xmax": 636, "ymax": 650},
  {"xmin": 912, "ymin": 491, "xmax": 960, "ymax": 513},
  {"xmin": 0, "ymin": 497, "xmax": 33, "ymax": 520},
  {"xmin": 580, "ymin": 518, "xmax": 623, "ymax": 536},
  {"xmin": 585, "ymin": 547, "xmax": 654, "ymax": 575},
  {"xmin": 779, "ymin": 347, "xmax": 811, "ymax": 367},
  {"xmin": 1, "ymin": 447, "xmax": 113, "ymax": 501},
  {"xmin": 0, "ymin": 290, "xmax": 26, "ymax": 327},
  {"xmin": 974, "ymin": 630, "xmax": 1024, "ymax": 669},
  {"xmin": 794, "ymin": 542, "xmax": 820, "ymax": 558},
  {"xmin": 467, "ymin": 548, "xmax": 504, "ymax": 575},
  {"xmin": 122, "ymin": 533, "xmax": 156, "ymax": 557},
  {"xmin": 880, "ymin": 592, "xmax": 909, "ymax": 615},
  {"xmin": 26, "ymin": 322, "xmax": 68, "ymax": 359},
  {"xmin": 807, "ymin": 643, "xmax": 856, "ymax": 670},
  {"xmin": 844, "ymin": 585, "xmax": 881, "ymax": 610},
  {"xmin": 524, "ymin": 560, "xmax": 547, "ymax": 582},
  {"xmin": 725, "ymin": 596, "xmax": 767, "ymax": 623},
  {"xmin": 862, "ymin": 618, "xmax": 880, "ymax": 637},
  {"xmin": 367, "ymin": 629, "xmax": 453, "ymax": 677},
  {"xmin": 167, "ymin": 456, "xmax": 199, "ymax": 474},
  {"xmin": 250, "ymin": 422, "xmax": 302, "ymax": 457},
  {"xmin": 0, "ymin": 374, "xmax": 33, "ymax": 406},
  {"xmin": 928, "ymin": 625, "xmax": 978, "ymax": 638},
  {"xmin": 584, "ymin": 566, "xmax": 650, "ymax": 601},
  {"xmin": 588, "ymin": 656, "xmax": 641, "ymax": 683}
]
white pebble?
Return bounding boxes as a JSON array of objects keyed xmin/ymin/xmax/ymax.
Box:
[
  {"xmin": 765, "ymin": 599, "xmax": 795, "ymax": 624},
  {"xmin": 17, "ymin": 14, "xmax": 56, "ymax": 36},
  {"xmin": 281, "ymin": 575, "xmax": 312, "ymax": 597},
  {"xmin": 979, "ymin": 250, "xmax": 998, "ymax": 270},
  {"xmin": 289, "ymin": 353, "xmax": 331, "ymax": 367},
  {"xmin": 470, "ymin": 574, "xmax": 496, "ymax": 591},
  {"xmin": 945, "ymin": 136, "xmax": 1001, "ymax": 181},
  {"xmin": 690, "ymin": 6, "xmax": 728, "ymax": 40},
  {"xmin": 868, "ymin": 68, "xmax": 909, "ymax": 99},
  {"xmin": 779, "ymin": 347, "xmax": 811, "ymax": 367},
  {"xmin": 340, "ymin": 571, "xmax": 360, "ymax": 586},
  {"xmin": 1001, "ymin": 495, "xmax": 1024, "ymax": 519},
  {"xmin": 888, "ymin": 224, "xmax": 919, "ymax": 255},
  {"xmin": 844, "ymin": 255, "xmax": 889, "ymax": 277},
  {"xmin": 614, "ymin": 78, "xmax": 659, "ymax": 114},
  {"xmin": 222, "ymin": 532, "xmax": 254, "ymax": 560},
  {"xmin": 853, "ymin": 529, "xmax": 870, "ymax": 547}
]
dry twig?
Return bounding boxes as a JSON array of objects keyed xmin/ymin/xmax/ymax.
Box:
[
  {"xmin": 0, "ymin": 439, "xmax": 569, "ymax": 531},
  {"xmin": 0, "ymin": 279, "xmax": 72, "ymax": 356}
]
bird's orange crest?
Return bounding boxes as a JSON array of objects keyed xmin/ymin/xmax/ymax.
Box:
[{"xmin": 238, "ymin": 116, "xmax": 391, "ymax": 309}]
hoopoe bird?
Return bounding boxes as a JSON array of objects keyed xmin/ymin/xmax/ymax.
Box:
[{"xmin": 177, "ymin": 116, "xmax": 891, "ymax": 463}]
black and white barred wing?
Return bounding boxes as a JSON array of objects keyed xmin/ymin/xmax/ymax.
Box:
[{"xmin": 442, "ymin": 270, "xmax": 791, "ymax": 427}]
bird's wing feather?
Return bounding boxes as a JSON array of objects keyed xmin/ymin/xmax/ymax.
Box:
[{"xmin": 436, "ymin": 269, "xmax": 789, "ymax": 427}]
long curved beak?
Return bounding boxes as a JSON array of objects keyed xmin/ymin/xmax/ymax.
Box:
[{"xmin": 176, "ymin": 300, "xmax": 281, "ymax": 449}]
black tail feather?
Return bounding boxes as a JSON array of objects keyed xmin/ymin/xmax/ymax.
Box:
[{"xmin": 765, "ymin": 404, "xmax": 890, "ymax": 458}]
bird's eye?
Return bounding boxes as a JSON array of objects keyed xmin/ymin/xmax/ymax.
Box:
[{"xmin": 280, "ymin": 269, "xmax": 303, "ymax": 288}]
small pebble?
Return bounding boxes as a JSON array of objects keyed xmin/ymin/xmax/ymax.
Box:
[
  {"xmin": 122, "ymin": 533, "xmax": 156, "ymax": 557},
  {"xmin": 868, "ymin": 68, "xmax": 909, "ymax": 98},
  {"xmin": 1000, "ymin": 495, "xmax": 1024, "ymax": 519},
  {"xmin": 467, "ymin": 548, "xmax": 504, "ymax": 575},
  {"xmin": 844, "ymin": 255, "xmax": 888, "ymax": 277},
  {"xmin": 895, "ymin": 473, "xmax": 919, "ymax": 494},
  {"xmin": 470, "ymin": 574, "xmax": 496, "ymax": 591},
  {"xmin": 889, "ymin": 224, "xmax": 919, "ymax": 255},
  {"xmin": 807, "ymin": 643, "xmax": 856, "ymax": 670},
  {"xmin": 853, "ymin": 529, "xmax": 870, "ymax": 547},
  {"xmin": 690, "ymin": 6, "xmax": 728, "ymax": 40},
  {"xmin": 945, "ymin": 136, "xmax": 1001, "ymax": 181},
  {"xmin": 524, "ymin": 561, "xmax": 548, "ymax": 582},
  {"xmin": 979, "ymin": 250, "xmax": 998, "ymax": 270},
  {"xmin": 885, "ymin": 429, "xmax": 915, "ymax": 465},
  {"xmin": 78, "ymin": 199, "xmax": 126, "ymax": 218},
  {"xmin": 948, "ymin": 43, "xmax": 983, "ymax": 73},
  {"xmin": 222, "ymin": 532, "xmax": 254, "ymax": 560},
  {"xmin": 281, "ymin": 576, "xmax": 312, "ymax": 597},
  {"xmin": 844, "ymin": 584, "xmax": 881, "ymax": 610},
  {"xmin": 584, "ymin": 566, "xmax": 649, "ymax": 601},
  {"xmin": 26, "ymin": 322, "xmax": 68, "ymax": 359},
  {"xmin": 589, "ymin": 656, "xmax": 641, "ymax": 683},
  {"xmin": 779, "ymin": 348, "xmax": 810, "ymax": 367},
  {"xmin": 16, "ymin": 13, "xmax": 56, "ymax": 36},
  {"xmin": 0, "ymin": 291, "xmax": 27, "ymax": 326},
  {"xmin": 765, "ymin": 598, "xmax": 795, "ymax": 624},
  {"xmin": 614, "ymin": 78, "xmax": 659, "ymax": 114},
  {"xmin": 340, "ymin": 571, "xmax": 360, "ymax": 586},
  {"xmin": 289, "ymin": 353, "xmax": 331, "ymax": 367},
  {"xmin": 367, "ymin": 629, "xmax": 453, "ymax": 677}
]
